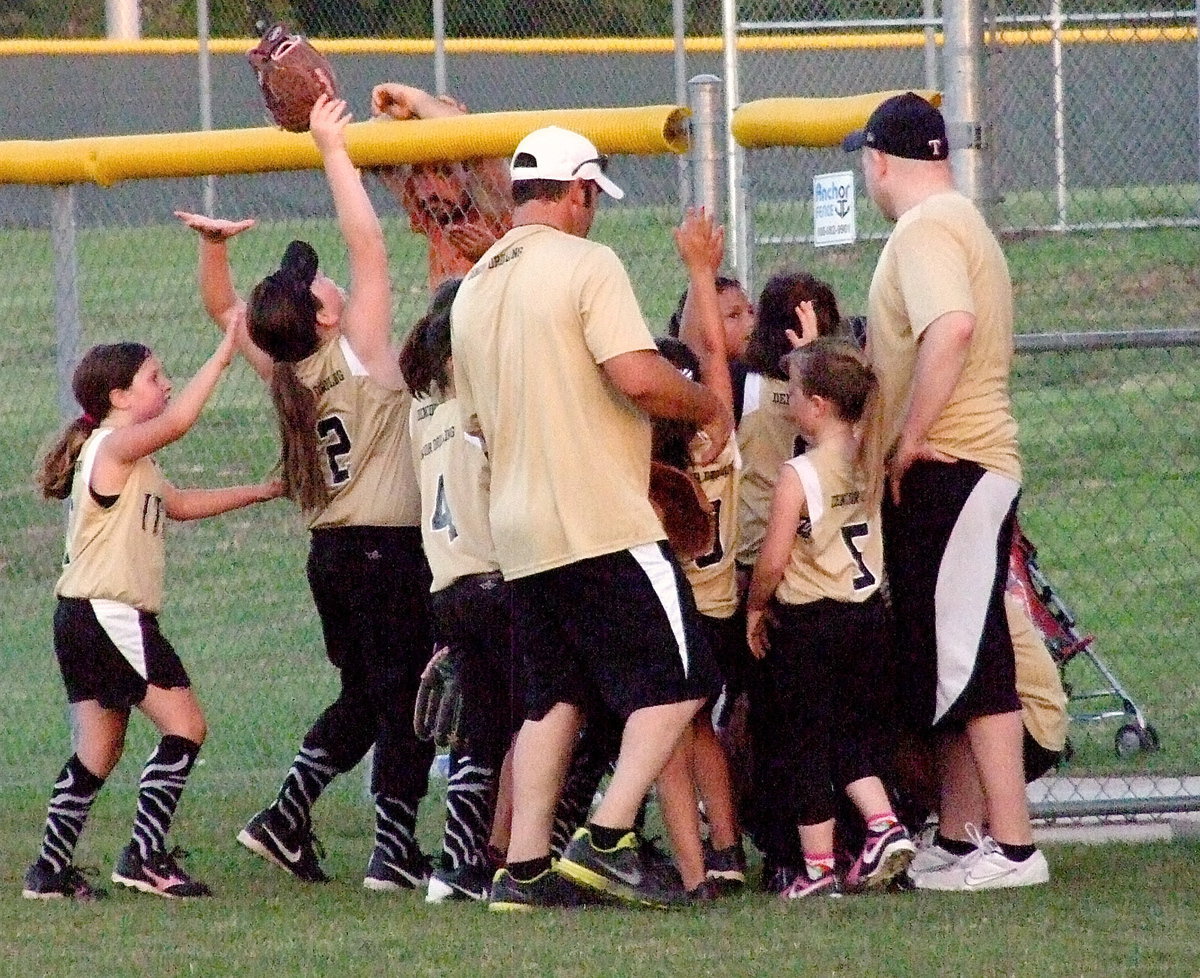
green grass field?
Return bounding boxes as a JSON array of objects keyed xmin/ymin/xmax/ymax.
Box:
[{"xmin": 1, "ymin": 213, "xmax": 1198, "ymax": 976}]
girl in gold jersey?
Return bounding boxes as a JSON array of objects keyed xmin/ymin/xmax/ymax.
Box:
[
  {"xmin": 182, "ymin": 96, "xmax": 434, "ymax": 890},
  {"xmin": 746, "ymin": 339, "xmax": 914, "ymax": 900},
  {"xmin": 23, "ymin": 335, "xmax": 282, "ymax": 902}
]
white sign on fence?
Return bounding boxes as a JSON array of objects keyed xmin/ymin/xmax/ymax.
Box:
[{"xmin": 812, "ymin": 171, "xmax": 856, "ymax": 247}]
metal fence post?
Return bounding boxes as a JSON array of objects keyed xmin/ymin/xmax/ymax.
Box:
[
  {"xmin": 722, "ymin": 0, "xmax": 752, "ymax": 292},
  {"xmin": 198, "ymin": 0, "xmax": 216, "ymax": 216},
  {"xmin": 674, "ymin": 0, "xmax": 690, "ymax": 210},
  {"xmin": 942, "ymin": 0, "xmax": 993, "ymax": 222},
  {"xmin": 51, "ymin": 186, "xmax": 82, "ymax": 422},
  {"xmin": 1051, "ymin": 0, "xmax": 1067, "ymax": 230},
  {"xmin": 433, "ymin": 0, "xmax": 447, "ymax": 97},
  {"xmin": 687, "ymin": 74, "xmax": 724, "ymax": 219}
]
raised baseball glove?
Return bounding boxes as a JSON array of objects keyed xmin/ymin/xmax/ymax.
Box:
[
  {"xmin": 247, "ymin": 23, "xmax": 338, "ymax": 133},
  {"xmin": 649, "ymin": 460, "xmax": 715, "ymax": 561},
  {"xmin": 412, "ymin": 646, "xmax": 463, "ymax": 748}
]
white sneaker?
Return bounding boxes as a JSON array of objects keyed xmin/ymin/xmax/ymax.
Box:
[
  {"xmin": 911, "ymin": 823, "xmax": 987, "ymax": 891},
  {"xmin": 909, "ymin": 841, "xmax": 963, "ymax": 877},
  {"xmin": 962, "ymin": 847, "xmax": 1049, "ymax": 891},
  {"xmin": 915, "ymin": 832, "xmax": 1048, "ymax": 892}
]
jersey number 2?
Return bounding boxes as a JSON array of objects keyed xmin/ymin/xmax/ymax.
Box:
[{"xmin": 316, "ymin": 416, "xmax": 352, "ymax": 486}]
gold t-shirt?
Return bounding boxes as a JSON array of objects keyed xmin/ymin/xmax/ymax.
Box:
[
  {"xmin": 294, "ymin": 336, "xmax": 420, "ymax": 530},
  {"xmin": 867, "ymin": 191, "xmax": 1021, "ymax": 482},
  {"xmin": 451, "ymin": 224, "xmax": 665, "ymax": 579},
  {"xmin": 681, "ymin": 434, "xmax": 741, "ymax": 619},
  {"xmin": 736, "ymin": 372, "xmax": 801, "ymax": 567},
  {"xmin": 775, "ymin": 440, "xmax": 883, "ymax": 606},
  {"xmin": 410, "ymin": 394, "xmax": 499, "ymax": 592},
  {"xmin": 56, "ymin": 428, "xmax": 167, "ymax": 613}
]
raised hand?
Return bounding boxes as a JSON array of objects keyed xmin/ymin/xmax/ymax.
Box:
[
  {"xmin": 309, "ymin": 94, "xmax": 352, "ymax": 156},
  {"xmin": 173, "ymin": 211, "xmax": 256, "ymax": 243}
]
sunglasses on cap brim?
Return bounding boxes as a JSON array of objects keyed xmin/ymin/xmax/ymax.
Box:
[{"xmin": 570, "ymin": 155, "xmax": 610, "ymax": 177}]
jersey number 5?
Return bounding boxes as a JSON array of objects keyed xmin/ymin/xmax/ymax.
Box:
[{"xmin": 840, "ymin": 522, "xmax": 877, "ymax": 591}]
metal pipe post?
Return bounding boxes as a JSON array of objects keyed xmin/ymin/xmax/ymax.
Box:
[
  {"xmin": 433, "ymin": 0, "xmax": 447, "ymax": 97},
  {"xmin": 722, "ymin": 0, "xmax": 751, "ymax": 289},
  {"xmin": 923, "ymin": 0, "xmax": 940, "ymax": 90},
  {"xmin": 1051, "ymin": 0, "xmax": 1067, "ymax": 229},
  {"xmin": 674, "ymin": 0, "xmax": 691, "ymax": 209},
  {"xmin": 51, "ymin": 187, "xmax": 82, "ymax": 422},
  {"xmin": 688, "ymin": 74, "xmax": 724, "ymax": 218},
  {"xmin": 198, "ymin": 0, "xmax": 216, "ymax": 215},
  {"xmin": 942, "ymin": 0, "xmax": 992, "ymax": 220},
  {"xmin": 105, "ymin": 0, "xmax": 140, "ymax": 39}
]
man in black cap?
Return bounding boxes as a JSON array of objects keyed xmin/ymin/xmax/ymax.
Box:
[{"xmin": 844, "ymin": 92, "xmax": 1048, "ymax": 891}]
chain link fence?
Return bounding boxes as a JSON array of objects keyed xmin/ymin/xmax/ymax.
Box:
[{"xmin": 1, "ymin": 2, "xmax": 1197, "ymax": 817}]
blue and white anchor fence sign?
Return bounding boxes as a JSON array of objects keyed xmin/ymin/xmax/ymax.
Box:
[{"xmin": 812, "ymin": 171, "xmax": 856, "ymax": 247}]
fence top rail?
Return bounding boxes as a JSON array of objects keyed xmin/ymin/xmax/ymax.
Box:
[
  {"xmin": 742, "ymin": 9, "xmax": 1196, "ymax": 31},
  {"xmin": 1016, "ymin": 329, "xmax": 1200, "ymax": 353},
  {"xmin": 0, "ymin": 105, "xmax": 688, "ymax": 186},
  {"xmin": 2, "ymin": 20, "xmax": 1195, "ymax": 59}
]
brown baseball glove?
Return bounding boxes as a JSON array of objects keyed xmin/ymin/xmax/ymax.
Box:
[
  {"xmin": 649, "ymin": 461, "xmax": 715, "ymax": 561},
  {"xmin": 247, "ymin": 24, "xmax": 338, "ymax": 133}
]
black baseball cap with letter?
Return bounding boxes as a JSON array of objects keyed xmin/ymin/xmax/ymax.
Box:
[{"xmin": 842, "ymin": 92, "xmax": 948, "ymax": 161}]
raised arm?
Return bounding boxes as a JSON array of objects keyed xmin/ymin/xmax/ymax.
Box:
[
  {"xmin": 371, "ymin": 83, "xmax": 467, "ymax": 121},
  {"xmin": 310, "ymin": 95, "xmax": 400, "ymax": 387},
  {"xmin": 674, "ymin": 207, "xmax": 733, "ymax": 417},
  {"xmin": 174, "ymin": 210, "xmax": 273, "ymax": 382},
  {"xmin": 96, "ymin": 330, "xmax": 238, "ymax": 485}
]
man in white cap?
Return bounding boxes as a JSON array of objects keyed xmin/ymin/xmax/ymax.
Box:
[
  {"xmin": 844, "ymin": 92, "xmax": 1048, "ymax": 891},
  {"xmin": 451, "ymin": 126, "xmax": 732, "ymax": 909}
]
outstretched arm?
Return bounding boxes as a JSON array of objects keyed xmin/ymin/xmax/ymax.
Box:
[
  {"xmin": 174, "ymin": 210, "xmax": 273, "ymax": 383},
  {"xmin": 674, "ymin": 207, "xmax": 733, "ymax": 417},
  {"xmin": 95, "ymin": 330, "xmax": 238, "ymax": 488},
  {"xmin": 310, "ymin": 95, "xmax": 400, "ymax": 387},
  {"xmin": 163, "ymin": 476, "xmax": 284, "ymax": 521},
  {"xmin": 371, "ymin": 83, "xmax": 467, "ymax": 121}
]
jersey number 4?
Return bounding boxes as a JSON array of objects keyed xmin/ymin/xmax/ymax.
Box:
[{"xmin": 431, "ymin": 474, "xmax": 459, "ymax": 541}]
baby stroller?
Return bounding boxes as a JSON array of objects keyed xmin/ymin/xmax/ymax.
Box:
[{"xmin": 1006, "ymin": 519, "xmax": 1160, "ymax": 758}]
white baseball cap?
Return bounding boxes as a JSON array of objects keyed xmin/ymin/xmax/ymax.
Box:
[{"xmin": 509, "ymin": 126, "xmax": 625, "ymax": 200}]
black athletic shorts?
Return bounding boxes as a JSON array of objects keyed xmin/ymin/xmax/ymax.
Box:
[
  {"xmin": 883, "ymin": 459, "xmax": 1022, "ymax": 728},
  {"xmin": 53, "ymin": 597, "xmax": 189, "ymax": 710},
  {"xmin": 430, "ymin": 570, "xmax": 523, "ymax": 758},
  {"xmin": 512, "ymin": 542, "xmax": 721, "ymax": 722}
]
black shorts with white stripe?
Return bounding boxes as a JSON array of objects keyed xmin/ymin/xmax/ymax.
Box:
[
  {"xmin": 53, "ymin": 597, "xmax": 188, "ymax": 709},
  {"xmin": 512, "ymin": 541, "xmax": 721, "ymax": 722}
]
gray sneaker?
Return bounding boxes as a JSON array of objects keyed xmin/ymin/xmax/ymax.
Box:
[{"xmin": 557, "ymin": 828, "xmax": 689, "ymax": 908}]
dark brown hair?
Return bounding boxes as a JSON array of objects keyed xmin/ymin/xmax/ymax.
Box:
[
  {"xmin": 743, "ymin": 270, "xmax": 844, "ymax": 380},
  {"xmin": 248, "ymin": 240, "xmax": 329, "ymax": 514},
  {"xmin": 35, "ymin": 342, "xmax": 152, "ymax": 499},
  {"xmin": 398, "ymin": 278, "xmax": 462, "ymax": 399},
  {"xmin": 511, "ymin": 178, "xmax": 571, "ymax": 207}
]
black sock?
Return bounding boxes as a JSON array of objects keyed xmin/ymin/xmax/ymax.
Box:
[
  {"xmin": 588, "ymin": 823, "xmax": 629, "ymax": 851},
  {"xmin": 935, "ymin": 831, "xmax": 977, "ymax": 857},
  {"xmin": 507, "ymin": 856, "xmax": 551, "ymax": 882},
  {"xmin": 997, "ymin": 841, "xmax": 1037, "ymax": 863}
]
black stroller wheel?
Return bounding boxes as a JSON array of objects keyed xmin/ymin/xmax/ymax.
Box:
[{"xmin": 1115, "ymin": 723, "xmax": 1159, "ymax": 757}]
